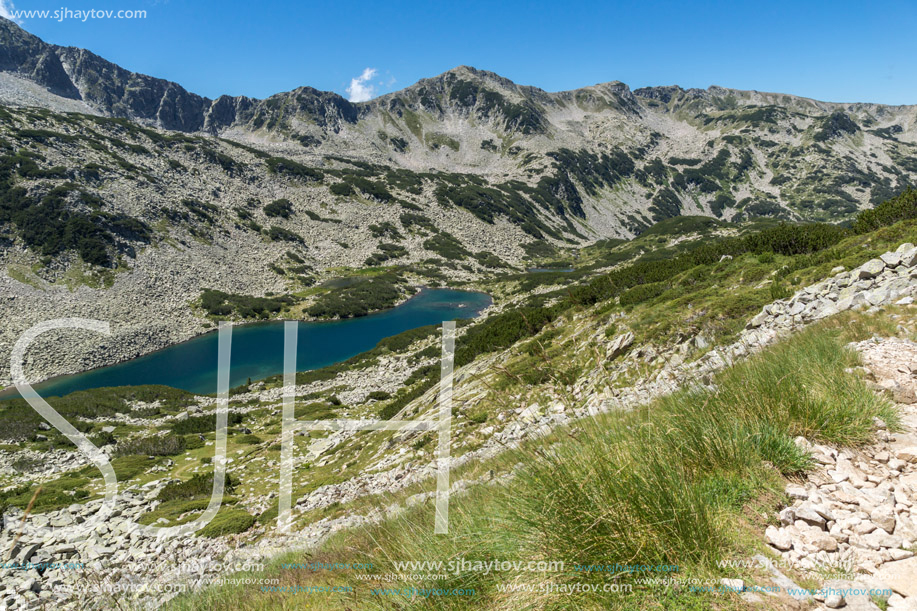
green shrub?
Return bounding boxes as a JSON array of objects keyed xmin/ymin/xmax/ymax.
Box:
[
  {"xmin": 110, "ymin": 455, "xmax": 155, "ymax": 480},
  {"xmin": 171, "ymin": 412, "xmax": 243, "ymax": 435},
  {"xmin": 368, "ymin": 221, "xmax": 403, "ymax": 240},
  {"xmin": 199, "ymin": 509, "xmax": 255, "ymax": 538},
  {"xmin": 200, "ymin": 289, "xmax": 295, "ymax": 319},
  {"xmin": 264, "ymin": 198, "xmax": 293, "ymax": 218},
  {"xmin": 329, "ymin": 182, "xmax": 353, "ymax": 196},
  {"xmin": 91, "ymin": 430, "xmax": 116, "ymax": 446},
  {"xmin": 853, "ymin": 188, "xmax": 917, "ymax": 234},
  {"xmin": 159, "ymin": 471, "xmax": 237, "ymax": 502},
  {"xmin": 112, "ymin": 434, "xmax": 185, "ymax": 457},
  {"xmin": 307, "ymin": 273, "xmax": 405, "ymax": 318},
  {"xmin": 184, "ymin": 435, "xmax": 205, "ymax": 450},
  {"xmin": 619, "ymin": 281, "xmax": 668, "ymax": 306},
  {"xmin": 364, "ymin": 242, "xmax": 408, "ymax": 266},
  {"xmin": 0, "ymin": 178, "xmax": 151, "ymax": 267},
  {"xmin": 422, "ymin": 232, "xmax": 471, "ymax": 260},
  {"xmin": 235, "ymin": 434, "xmax": 262, "ymax": 445},
  {"xmin": 0, "ymin": 475, "xmax": 90, "ymax": 513},
  {"xmin": 265, "ymin": 157, "xmax": 323, "ymax": 182},
  {"xmin": 0, "ymin": 385, "xmax": 192, "ymax": 442}
]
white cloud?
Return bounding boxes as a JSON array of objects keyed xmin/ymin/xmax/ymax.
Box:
[
  {"xmin": 0, "ymin": 0, "xmax": 22, "ymax": 23},
  {"xmin": 346, "ymin": 67, "xmax": 378, "ymax": 102}
]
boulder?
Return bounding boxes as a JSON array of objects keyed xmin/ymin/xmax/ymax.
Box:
[
  {"xmin": 899, "ymin": 247, "xmax": 917, "ymax": 267},
  {"xmin": 765, "ymin": 526, "xmax": 793, "ymax": 550},
  {"xmin": 873, "ymin": 505, "xmax": 897, "ymax": 533},
  {"xmin": 873, "ymin": 556, "xmax": 917, "ymax": 598},
  {"xmin": 880, "ymin": 252, "xmax": 903, "ymax": 267},
  {"xmin": 857, "ymin": 258, "xmax": 886, "ymax": 279},
  {"xmin": 747, "ymin": 311, "xmax": 769, "ymax": 328},
  {"xmin": 606, "ymin": 331, "xmax": 634, "ymax": 360},
  {"xmin": 796, "ymin": 503, "xmax": 828, "ymax": 528}
]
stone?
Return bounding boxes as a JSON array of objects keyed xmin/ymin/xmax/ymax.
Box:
[
  {"xmin": 779, "ymin": 507, "xmax": 797, "ymax": 525},
  {"xmin": 824, "ymin": 594, "xmax": 844, "ymax": 608},
  {"xmin": 796, "ymin": 503, "xmax": 828, "ymax": 528},
  {"xmin": 837, "ymin": 293, "xmax": 868, "ymax": 311},
  {"xmin": 865, "ymin": 288, "xmax": 889, "ymax": 306},
  {"xmin": 863, "ymin": 529, "xmax": 902, "ymax": 549},
  {"xmin": 765, "ymin": 525, "xmax": 793, "ymax": 550},
  {"xmin": 518, "ymin": 404, "xmax": 542, "ymax": 424},
  {"xmin": 857, "ymin": 259, "xmax": 887, "ymax": 280},
  {"xmin": 895, "ymin": 448, "xmax": 917, "ymax": 463},
  {"xmin": 753, "ymin": 554, "xmax": 812, "ymax": 601},
  {"xmin": 888, "ymin": 549, "xmax": 914, "ymax": 561},
  {"xmin": 880, "ymin": 252, "xmax": 903, "ymax": 267},
  {"xmin": 796, "ymin": 525, "xmax": 838, "ymax": 551},
  {"xmin": 873, "ymin": 505, "xmax": 897, "ymax": 533},
  {"xmin": 747, "ymin": 311, "xmax": 768, "ymax": 328},
  {"xmin": 899, "ymin": 247, "xmax": 917, "ymax": 267},
  {"xmin": 16, "ymin": 543, "xmax": 41, "ymax": 564},
  {"xmin": 873, "ymin": 556, "xmax": 917, "ymax": 597},
  {"xmin": 20, "ymin": 578, "xmax": 38, "ymax": 594},
  {"xmin": 607, "ymin": 331, "xmax": 634, "ymax": 359}
]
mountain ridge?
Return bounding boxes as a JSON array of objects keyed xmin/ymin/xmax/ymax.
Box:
[
  {"xmin": 2, "ymin": 15, "xmax": 917, "ymax": 388},
  {"xmin": 3, "ymin": 18, "xmax": 915, "ymax": 137}
]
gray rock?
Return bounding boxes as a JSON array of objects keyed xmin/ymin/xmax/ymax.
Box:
[
  {"xmin": 796, "ymin": 503, "xmax": 828, "ymax": 528},
  {"xmin": 880, "ymin": 252, "xmax": 903, "ymax": 267},
  {"xmin": 857, "ymin": 259, "xmax": 887, "ymax": 279},
  {"xmin": 606, "ymin": 331, "xmax": 634, "ymax": 359},
  {"xmin": 899, "ymin": 247, "xmax": 917, "ymax": 267}
]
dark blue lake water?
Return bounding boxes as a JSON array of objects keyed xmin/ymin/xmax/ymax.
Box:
[{"xmin": 7, "ymin": 288, "xmax": 491, "ymax": 399}]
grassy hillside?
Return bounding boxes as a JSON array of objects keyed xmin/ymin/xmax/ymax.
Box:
[
  {"xmin": 155, "ymin": 199, "xmax": 917, "ymax": 610},
  {"xmin": 165, "ymin": 312, "xmax": 905, "ymax": 611}
]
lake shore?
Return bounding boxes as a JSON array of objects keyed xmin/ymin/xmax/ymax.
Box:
[{"xmin": 0, "ymin": 288, "xmax": 492, "ymax": 400}]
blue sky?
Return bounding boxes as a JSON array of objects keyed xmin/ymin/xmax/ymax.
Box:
[{"xmin": 2, "ymin": 0, "xmax": 915, "ymax": 105}]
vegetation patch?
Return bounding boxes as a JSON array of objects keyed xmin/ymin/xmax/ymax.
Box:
[
  {"xmin": 112, "ymin": 434, "xmax": 186, "ymax": 457},
  {"xmin": 307, "ymin": 273, "xmax": 407, "ymax": 318},
  {"xmin": 199, "ymin": 289, "xmax": 296, "ymax": 319},
  {"xmin": 265, "ymin": 157, "xmax": 323, "ymax": 182},
  {"xmin": 263, "ymin": 198, "xmax": 293, "ymax": 218}
]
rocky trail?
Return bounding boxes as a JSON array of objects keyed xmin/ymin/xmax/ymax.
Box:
[{"xmin": 757, "ymin": 336, "xmax": 917, "ymax": 610}]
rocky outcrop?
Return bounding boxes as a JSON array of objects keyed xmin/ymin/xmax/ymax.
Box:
[
  {"xmin": 0, "ymin": 18, "xmax": 358, "ymax": 133},
  {"xmin": 744, "ymin": 243, "xmax": 917, "ymax": 346}
]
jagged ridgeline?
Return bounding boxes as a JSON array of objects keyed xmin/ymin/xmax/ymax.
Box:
[{"xmin": 1, "ymin": 16, "xmax": 917, "ymax": 275}]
